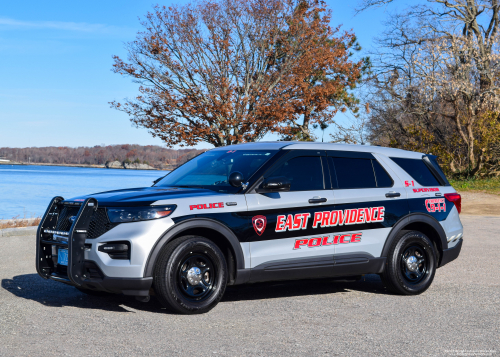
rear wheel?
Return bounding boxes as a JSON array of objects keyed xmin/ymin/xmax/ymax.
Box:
[
  {"xmin": 154, "ymin": 235, "xmax": 228, "ymax": 314},
  {"xmin": 381, "ymin": 230, "xmax": 437, "ymax": 295}
]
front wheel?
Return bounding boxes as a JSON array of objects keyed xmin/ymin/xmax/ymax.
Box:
[
  {"xmin": 154, "ymin": 235, "xmax": 228, "ymax": 314},
  {"xmin": 381, "ymin": 230, "xmax": 437, "ymax": 295}
]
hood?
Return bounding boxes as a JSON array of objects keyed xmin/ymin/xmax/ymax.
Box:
[{"xmin": 65, "ymin": 187, "xmax": 221, "ymax": 207}]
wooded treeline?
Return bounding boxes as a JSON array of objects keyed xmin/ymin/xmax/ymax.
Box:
[{"xmin": 0, "ymin": 145, "xmax": 204, "ymax": 169}]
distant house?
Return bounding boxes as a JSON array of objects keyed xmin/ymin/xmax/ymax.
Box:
[{"xmin": 0, "ymin": 157, "xmax": 10, "ymax": 163}]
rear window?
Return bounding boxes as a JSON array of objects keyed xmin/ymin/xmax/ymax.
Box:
[
  {"xmin": 331, "ymin": 157, "xmax": 376, "ymax": 189},
  {"xmin": 329, "ymin": 157, "xmax": 393, "ymax": 189},
  {"xmin": 390, "ymin": 157, "xmax": 441, "ymax": 186}
]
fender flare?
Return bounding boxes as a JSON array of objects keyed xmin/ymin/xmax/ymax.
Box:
[
  {"xmin": 380, "ymin": 213, "xmax": 448, "ymax": 258},
  {"xmin": 143, "ymin": 218, "xmax": 245, "ymax": 278}
]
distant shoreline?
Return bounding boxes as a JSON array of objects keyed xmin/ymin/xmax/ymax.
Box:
[{"xmin": 0, "ymin": 161, "xmax": 167, "ymax": 171}]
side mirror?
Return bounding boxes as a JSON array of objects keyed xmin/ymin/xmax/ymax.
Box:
[
  {"xmin": 228, "ymin": 171, "xmax": 244, "ymax": 188},
  {"xmin": 257, "ymin": 176, "xmax": 291, "ymax": 193}
]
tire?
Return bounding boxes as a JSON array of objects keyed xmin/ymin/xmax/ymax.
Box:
[
  {"xmin": 75, "ymin": 286, "xmax": 114, "ymax": 297},
  {"xmin": 153, "ymin": 235, "xmax": 228, "ymax": 314},
  {"xmin": 381, "ymin": 230, "xmax": 437, "ymax": 295}
]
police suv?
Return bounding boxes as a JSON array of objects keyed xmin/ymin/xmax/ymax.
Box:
[{"xmin": 36, "ymin": 142, "xmax": 463, "ymax": 314}]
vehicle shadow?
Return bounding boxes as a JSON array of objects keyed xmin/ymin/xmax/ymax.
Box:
[
  {"xmin": 2, "ymin": 273, "xmax": 390, "ymax": 314},
  {"xmin": 1, "ymin": 274, "xmax": 164, "ymax": 313},
  {"xmin": 222, "ymin": 274, "xmax": 389, "ymax": 302}
]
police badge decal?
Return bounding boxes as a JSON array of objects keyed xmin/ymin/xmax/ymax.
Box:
[{"xmin": 252, "ymin": 215, "xmax": 267, "ymax": 236}]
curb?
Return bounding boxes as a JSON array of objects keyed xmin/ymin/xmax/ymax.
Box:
[{"xmin": 0, "ymin": 226, "xmax": 37, "ymax": 238}]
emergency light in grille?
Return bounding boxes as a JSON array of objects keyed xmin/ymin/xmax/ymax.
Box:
[{"xmin": 86, "ymin": 208, "xmax": 119, "ymax": 238}]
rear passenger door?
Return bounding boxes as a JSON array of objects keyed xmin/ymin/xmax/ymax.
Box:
[{"xmin": 326, "ymin": 151, "xmax": 408, "ymax": 259}]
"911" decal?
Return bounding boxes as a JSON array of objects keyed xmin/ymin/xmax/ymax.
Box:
[
  {"xmin": 294, "ymin": 233, "xmax": 362, "ymax": 249},
  {"xmin": 425, "ymin": 198, "xmax": 446, "ymax": 212}
]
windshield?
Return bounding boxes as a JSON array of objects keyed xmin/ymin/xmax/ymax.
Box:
[{"xmin": 155, "ymin": 150, "xmax": 278, "ymax": 193}]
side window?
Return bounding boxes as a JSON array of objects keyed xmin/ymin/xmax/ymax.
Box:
[
  {"xmin": 372, "ymin": 160, "xmax": 393, "ymax": 188},
  {"xmin": 269, "ymin": 156, "xmax": 324, "ymax": 191},
  {"xmin": 331, "ymin": 157, "xmax": 376, "ymax": 189},
  {"xmin": 390, "ymin": 157, "xmax": 440, "ymax": 186}
]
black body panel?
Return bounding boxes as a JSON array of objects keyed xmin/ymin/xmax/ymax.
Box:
[
  {"xmin": 439, "ymin": 239, "xmax": 462, "ymax": 267},
  {"xmin": 66, "ymin": 187, "xmax": 223, "ymax": 207},
  {"xmin": 47, "ymin": 259, "xmax": 153, "ymax": 295},
  {"xmin": 248, "ymin": 253, "xmax": 385, "ymax": 283},
  {"xmin": 408, "ymin": 197, "xmax": 453, "ymax": 221},
  {"xmin": 172, "ymin": 199, "xmax": 410, "ymax": 243},
  {"xmin": 250, "ymin": 255, "xmax": 334, "ymax": 282}
]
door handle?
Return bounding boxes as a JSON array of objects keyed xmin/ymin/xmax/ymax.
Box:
[
  {"xmin": 309, "ymin": 197, "xmax": 327, "ymax": 204},
  {"xmin": 385, "ymin": 192, "xmax": 401, "ymax": 198}
]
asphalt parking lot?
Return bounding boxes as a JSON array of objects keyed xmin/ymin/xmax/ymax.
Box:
[{"xmin": 0, "ymin": 215, "xmax": 499, "ymax": 357}]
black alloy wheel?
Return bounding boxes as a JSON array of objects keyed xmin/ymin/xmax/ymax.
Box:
[
  {"xmin": 154, "ymin": 235, "xmax": 228, "ymax": 314},
  {"xmin": 177, "ymin": 253, "xmax": 216, "ymax": 301},
  {"xmin": 400, "ymin": 244, "xmax": 428, "ymax": 285},
  {"xmin": 381, "ymin": 230, "xmax": 437, "ymax": 295}
]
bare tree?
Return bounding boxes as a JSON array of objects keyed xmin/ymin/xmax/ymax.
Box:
[
  {"xmin": 359, "ymin": 0, "xmax": 500, "ymax": 176},
  {"xmin": 330, "ymin": 112, "xmax": 371, "ymax": 144}
]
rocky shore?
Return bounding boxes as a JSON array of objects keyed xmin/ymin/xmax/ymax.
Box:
[{"xmin": 105, "ymin": 160, "xmax": 157, "ymax": 170}]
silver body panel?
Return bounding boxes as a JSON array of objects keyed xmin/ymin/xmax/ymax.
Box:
[
  {"xmin": 440, "ymin": 206, "xmax": 463, "ymax": 248},
  {"xmin": 249, "ymin": 228, "xmax": 392, "ymax": 268},
  {"xmin": 84, "ymin": 218, "xmax": 175, "ymax": 278}
]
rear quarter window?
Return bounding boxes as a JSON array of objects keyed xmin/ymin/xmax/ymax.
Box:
[{"xmin": 390, "ymin": 157, "xmax": 441, "ymax": 186}]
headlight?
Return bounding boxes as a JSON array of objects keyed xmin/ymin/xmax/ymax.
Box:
[{"xmin": 107, "ymin": 205, "xmax": 176, "ymax": 223}]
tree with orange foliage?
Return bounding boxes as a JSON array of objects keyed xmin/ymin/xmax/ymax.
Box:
[{"xmin": 111, "ymin": 0, "xmax": 364, "ymax": 147}]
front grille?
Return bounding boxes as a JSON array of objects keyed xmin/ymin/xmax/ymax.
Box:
[
  {"xmin": 52, "ymin": 205, "xmax": 118, "ymax": 239},
  {"xmin": 87, "ymin": 208, "xmax": 119, "ymax": 239},
  {"xmin": 55, "ymin": 206, "xmax": 80, "ymax": 231}
]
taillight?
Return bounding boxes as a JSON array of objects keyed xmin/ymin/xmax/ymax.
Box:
[{"xmin": 444, "ymin": 193, "xmax": 461, "ymax": 214}]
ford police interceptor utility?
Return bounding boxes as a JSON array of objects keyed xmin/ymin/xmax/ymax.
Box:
[{"xmin": 36, "ymin": 142, "xmax": 463, "ymax": 314}]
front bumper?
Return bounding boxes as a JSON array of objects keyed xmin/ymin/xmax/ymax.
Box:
[
  {"xmin": 36, "ymin": 197, "xmax": 173, "ymax": 296},
  {"xmin": 51, "ymin": 268, "xmax": 153, "ymax": 296},
  {"xmin": 439, "ymin": 238, "xmax": 463, "ymax": 268}
]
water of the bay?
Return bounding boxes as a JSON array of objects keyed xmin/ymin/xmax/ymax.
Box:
[{"xmin": 0, "ymin": 165, "xmax": 168, "ymax": 219}]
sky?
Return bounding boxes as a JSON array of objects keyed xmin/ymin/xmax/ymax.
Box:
[{"xmin": 0, "ymin": 0, "xmax": 399, "ymax": 150}]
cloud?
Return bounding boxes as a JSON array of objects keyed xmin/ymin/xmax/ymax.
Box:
[{"xmin": 0, "ymin": 17, "xmax": 129, "ymax": 34}]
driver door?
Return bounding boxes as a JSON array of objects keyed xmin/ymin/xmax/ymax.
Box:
[{"xmin": 244, "ymin": 150, "xmax": 335, "ymax": 282}]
